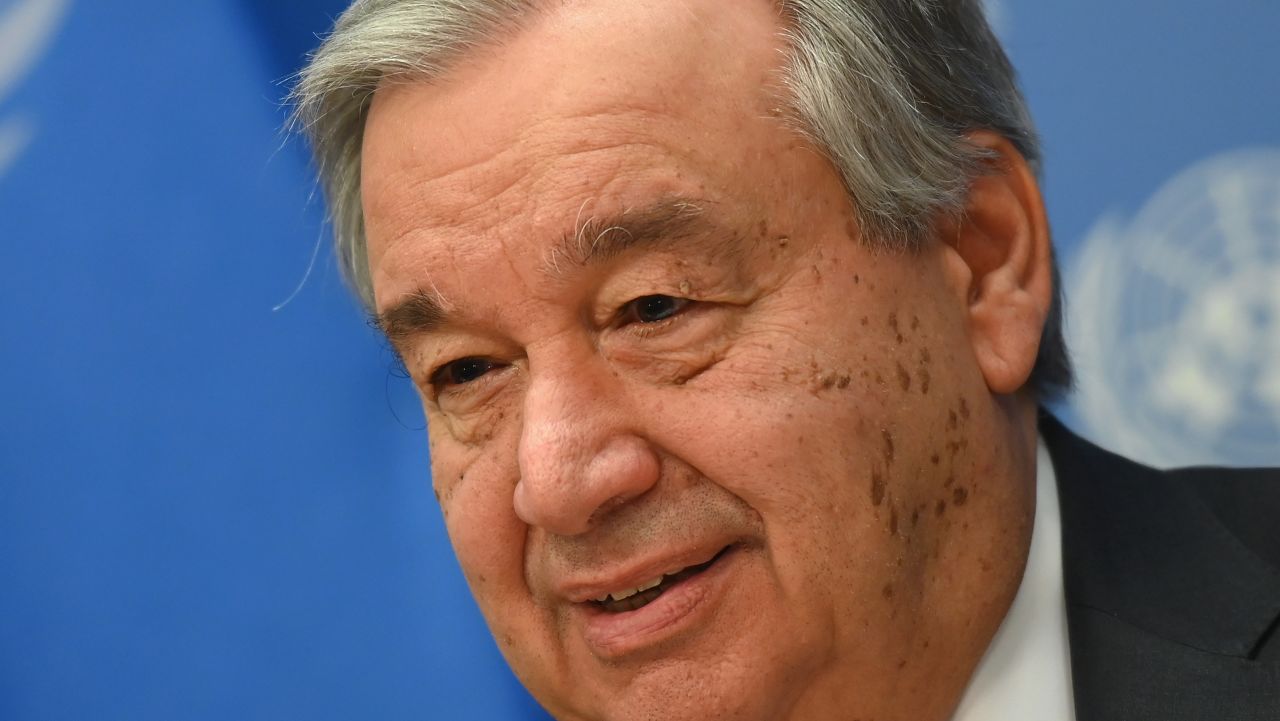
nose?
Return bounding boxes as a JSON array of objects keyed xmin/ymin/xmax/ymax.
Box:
[{"xmin": 513, "ymin": 356, "xmax": 661, "ymax": 536}]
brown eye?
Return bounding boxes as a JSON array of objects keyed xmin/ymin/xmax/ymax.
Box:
[
  {"xmin": 624, "ymin": 295, "xmax": 690, "ymax": 324},
  {"xmin": 432, "ymin": 357, "xmax": 497, "ymax": 388}
]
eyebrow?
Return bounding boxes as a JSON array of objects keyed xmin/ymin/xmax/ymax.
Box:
[
  {"xmin": 548, "ymin": 196, "xmax": 712, "ymax": 272},
  {"xmin": 377, "ymin": 287, "xmax": 449, "ymax": 346},
  {"xmin": 376, "ymin": 196, "xmax": 741, "ymax": 345}
]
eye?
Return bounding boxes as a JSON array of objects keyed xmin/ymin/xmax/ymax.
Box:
[
  {"xmin": 431, "ymin": 356, "xmax": 498, "ymax": 389},
  {"xmin": 621, "ymin": 294, "xmax": 691, "ymax": 325}
]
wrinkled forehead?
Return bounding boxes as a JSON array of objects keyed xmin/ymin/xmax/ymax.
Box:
[
  {"xmin": 359, "ymin": 0, "xmax": 796, "ymax": 303},
  {"xmin": 361, "ymin": 0, "xmax": 789, "ymax": 194}
]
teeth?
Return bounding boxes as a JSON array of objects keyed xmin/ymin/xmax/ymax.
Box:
[
  {"xmin": 594, "ymin": 575, "xmax": 665, "ymax": 604},
  {"xmin": 612, "ymin": 587, "xmax": 642, "ymax": 602}
]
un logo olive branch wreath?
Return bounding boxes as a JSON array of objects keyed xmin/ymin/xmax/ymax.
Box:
[{"xmin": 1067, "ymin": 148, "xmax": 1280, "ymax": 468}]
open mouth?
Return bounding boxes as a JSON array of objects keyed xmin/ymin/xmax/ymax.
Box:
[{"xmin": 590, "ymin": 545, "xmax": 734, "ymax": 614}]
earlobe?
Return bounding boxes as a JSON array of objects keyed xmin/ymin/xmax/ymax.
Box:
[{"xmin": 939, "ymin": 131, "xmax": 1053, "ymax": 395}]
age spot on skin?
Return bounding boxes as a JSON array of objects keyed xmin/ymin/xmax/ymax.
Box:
[
  {"xmin": 882, "ymin": 583, "xmax": 894, "ymax": 599},
  {"xmin": 882, "ymin": 429, "xmax": 895, "ymax": 465},
  {"xmin": 812, "ymin": 372, "xmax": 839, "ymax": 393},
  {"xmin": 889, "ymin": 506, "xmax": 899, "ymax": 535},
  {"xmin": 910, "ymin": 315, "xmax": 920, "ymax": 331},
  {"xmin": 889, "ymin": 313, "xmax": 905, "ymax": 343},
  {"xmin": 895, "ymin": 362, "xmax": 912, "ymax": 392},
  {"xmin": 919, "ymin": 367, "xmax": 931, "ymax": 395},
  {"xmin": 947, "ymin": 409, "xmax": 959, "ymax": 431},
  {"xmin": 871, "ymin": 470, "xmax": 887, "ymax": 507},
  {"xmin": 935, "ymin": 499, "xmax": 948, "ymax": 517},
  {"xmin": 953, "ymin": 487, "xmax": 969, "ymax": 506},
  {"xmin": 959, "ymin": 397, "xmax": 971, "ymax": 421},
  {"xmin": 930, "ymin": 453, "xmax": 940, "ymax": 465}
]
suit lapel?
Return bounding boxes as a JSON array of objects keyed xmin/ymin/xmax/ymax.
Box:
[{"xmin": 1040, "ymin": 414, "xmax": 1280, "ymax": 720}]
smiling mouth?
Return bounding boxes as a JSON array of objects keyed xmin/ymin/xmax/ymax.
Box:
[{"xmin": 590, "ymin": 546, "xmax": 733, "ymax": 614}]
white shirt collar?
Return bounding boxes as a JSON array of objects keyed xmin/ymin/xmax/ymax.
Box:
[{"xmin": 950, "ymin": 435, "xmax": 1076, "ymax": 721}]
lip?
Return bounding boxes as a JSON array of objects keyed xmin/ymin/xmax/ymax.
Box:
[
  {"xmin": 557, "ymin": 540, "xmax": 734, "ymax": 603},
  {"xmin": 572, "ymin": 544, "xmax": 740, "ymax": 660}
]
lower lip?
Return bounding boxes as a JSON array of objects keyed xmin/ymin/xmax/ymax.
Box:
[{"xmin": 578, "ymin": 546, "xmax": 739, "ymax": 660}]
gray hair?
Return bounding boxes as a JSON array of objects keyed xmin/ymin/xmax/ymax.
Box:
[{"xmin": 289, "ymin": 0, "xmax": 1072, "ymax": 398}]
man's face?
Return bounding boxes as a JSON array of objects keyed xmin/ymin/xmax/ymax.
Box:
[{"xmin": 360, "ymin": 1, "xmax": 1035, "ymax": 719}]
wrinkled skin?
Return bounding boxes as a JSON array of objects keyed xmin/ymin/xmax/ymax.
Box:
[{"xmin": 360, "ymin": 1, "xmax": 1050, "ymax": 719}]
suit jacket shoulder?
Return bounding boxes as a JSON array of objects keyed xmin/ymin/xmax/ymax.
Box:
[{"xmin": 1040, "ymin": 414, "xmax": 1280, "ymax": 721}]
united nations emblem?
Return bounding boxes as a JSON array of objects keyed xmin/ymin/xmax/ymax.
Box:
[{"xmin": 1067, "ymin": 148, "xmax": 1280, "ymax": 468}]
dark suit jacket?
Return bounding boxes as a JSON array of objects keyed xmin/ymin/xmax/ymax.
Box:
[{"xmin": 1041, "ymin": 414, "xmax": 1280, "ymax": 720}]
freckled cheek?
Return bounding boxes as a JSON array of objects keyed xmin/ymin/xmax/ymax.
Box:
[
  {"xmin": 711, "ymin": 412, "xmax": 900, "ymax": 621},
  {"xmin": 652, "ymin": 359, "xmax": 873, "ymax": 495}
]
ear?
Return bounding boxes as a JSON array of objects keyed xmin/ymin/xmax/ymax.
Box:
[{"xmin": 938, "ymin": 131, "xmax": 1053, "ymax": 395}]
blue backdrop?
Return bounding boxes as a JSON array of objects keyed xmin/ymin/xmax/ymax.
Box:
[{"xmin": 2, "ymin": 1, "xmax": 1277, "ymax": 719}]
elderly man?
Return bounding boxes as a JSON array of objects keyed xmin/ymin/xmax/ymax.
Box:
[{"xmin": 291, "ymin": 1, "xmax": 1280, "ymax": 719}]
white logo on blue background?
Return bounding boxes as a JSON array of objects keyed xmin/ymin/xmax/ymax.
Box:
[
  {"xmin": 1067, "ymin": 149, "xmax": 1280, "ymax": 468},
  {"xmin": 0, "ymin": 0, "xmax": 71, "ymax": 177}
]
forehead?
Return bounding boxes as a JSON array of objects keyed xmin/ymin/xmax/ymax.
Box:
[{"xmin": 359, "ymin": 0, "xmax": 794, "ymax": 306}]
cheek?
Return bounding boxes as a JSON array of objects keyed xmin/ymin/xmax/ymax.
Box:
[
  {"xmin": 430, "ymin": 428, "xmax": 527, "ymax": 601},
  {"xmin": 637, "ymin": 268, "xmax": 976, "ymax": 597}
]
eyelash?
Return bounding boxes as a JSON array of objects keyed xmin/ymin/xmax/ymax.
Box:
[
  {"xmin": 616, "ymin": 294, "xmax": 692, "ymax": 333},
  {"xmin": 429, "ymin": 357, "xmax": 501, "ymax": 390}
]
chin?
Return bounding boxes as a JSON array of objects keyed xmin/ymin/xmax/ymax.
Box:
[{"xmin": 588, "ymin": 673, "xmax": 798, "ymax": 721}]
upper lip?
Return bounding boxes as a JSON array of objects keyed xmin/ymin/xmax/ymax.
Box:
[{"xmin": 554, "ymin": 541, "xmax": 733, "ymax": 604}]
